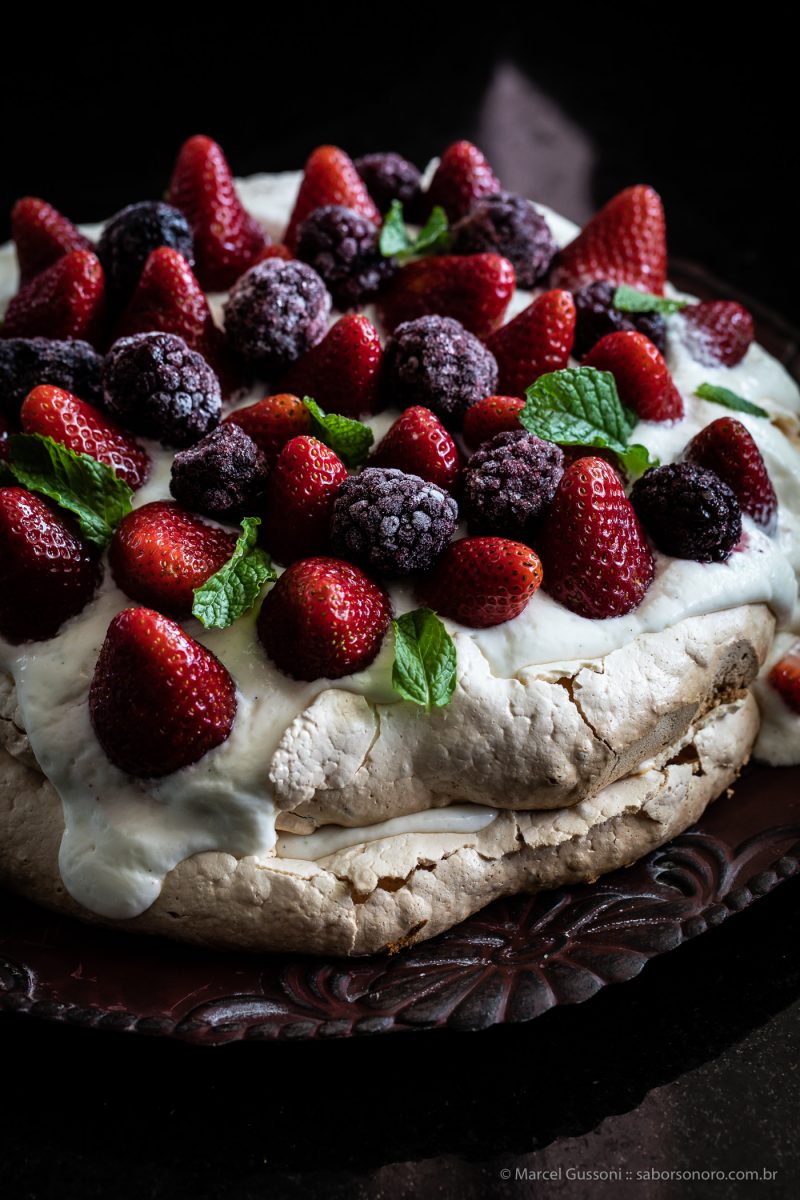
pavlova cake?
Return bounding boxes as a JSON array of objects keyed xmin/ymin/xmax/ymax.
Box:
[{"xmin": 0, "ymin": 137, "xmax": 798, "ymax": 956}]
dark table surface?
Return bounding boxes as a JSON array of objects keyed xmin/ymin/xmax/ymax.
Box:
[
  {"xmin": 2, "ymin": 874, "xmax": 798, "ymax": 1198},
  {"xmin": 1, "ymin": 25, "xmax": 798, "ymax": 1199}
]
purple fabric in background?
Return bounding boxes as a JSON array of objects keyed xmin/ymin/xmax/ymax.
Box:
[{"xmin": 476, "ymin": 62, "xmax": 595, "ymax": 226}]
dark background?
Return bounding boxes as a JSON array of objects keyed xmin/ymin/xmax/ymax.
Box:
[
  {"xmin": 2, "ymin": 22, "xmax": 798, "ymax": 1199},
  {"xmin": 1, "ymin": 25, "xmax": 797, "ymax": 318}
]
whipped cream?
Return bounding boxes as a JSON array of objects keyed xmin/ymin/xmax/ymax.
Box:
[
  {"xmin": 1, "ymin": 171, "xmax": 798, "ymax": 919},
  {"xmin": 276, "ymin": 803, "xmax": 497, "ymax": 861}
]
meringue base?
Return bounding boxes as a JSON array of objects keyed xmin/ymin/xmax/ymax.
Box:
[{"xmin": 0, "ymin": 693, "xmax": 759, "ymax": 956}]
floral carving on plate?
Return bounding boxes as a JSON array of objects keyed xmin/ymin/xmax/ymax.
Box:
[{"xmin": 1, "ymin": 766, "xmax": 798, "ymax": 1043}]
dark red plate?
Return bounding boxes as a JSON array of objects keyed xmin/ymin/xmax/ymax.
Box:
[
  {"xmin": 1, "ymin": 264, "xmax": 798, "ymax": 1045},
  {"xmin": 1, "ymin": 765, "xmax": 799, "ymax": 1043}
]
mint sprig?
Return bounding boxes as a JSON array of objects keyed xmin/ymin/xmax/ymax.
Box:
[
  {"xmin": 303, "ymin": 397, "xmax": 374, "ymax": 467},
  {"xmin": 4, "ymin": 433, "xmax": 133, "ymax": 548},
  {"xmin": 520, "ymin": 368, "xmax": 658, "ymax": 479},
  {"xmin": 613, "ymin": 284, "xmax": 688, "ymax": 315},
  {"xmin": 192, "ymin": 517, "xmax": 276, "ymax": 629},
  {"xmin": 379, "ymin": 200, "xmax": 415, "ymax": 257},
  {"xmin": 695, "ymin": 382, "xmax": 768, "ymax": 418},
  {"xmin": 379, "ymin": 200, "xmax": 450, "ymax": 263},
  {"xmin": 391, "ymin": 608, "xmax": 456, "ymax": 711}
]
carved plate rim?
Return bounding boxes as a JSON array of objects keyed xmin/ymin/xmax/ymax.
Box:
[{"xmin": 1, "ymin": 765, "xmax": 799, "ymax": 1043}]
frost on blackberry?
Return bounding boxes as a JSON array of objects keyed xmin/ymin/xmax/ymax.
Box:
[
  {"xmin": 574, "ymin": 281, "xmax": 667, "ymax": 358},
  {"xmin": 296, "ymin": 205, "xmax": 396, "ymax": 310},
  {"xmin": 0, "ymin": 338, "xmax": 103, "ymax": 419},
  {"xmin": 103, "ymin": 332, "xmax": 221, "ymax": 448},
  {"xmin": 223, "ymin": 259, "xmax": 331, "ymax": 375},
  {"xmin": 631, "ymin": 462, "xmax": 742, "ymax": 562},
  {"xmin": 382, "ymin": 315, "xmax": 498, "ymax": 428},
  {"xmin": 451, "ymin": 193, "xmax": 556, "ymax": 288},
  {"xmin": 354, "ymin": 152, "xmax": 423, "ymax": 217},
  {"xmin": 331, "ymin": 467, "xmax": 458, "ymax": 574},
  {"xmin": 170, "ymin": 423, "xmax": 268, "ymax": 520},
  {"xmin": 462, "ymin": 431, "xmax": 564, "ymax": 536},
  {"xmin": 98, "ymin": 201, "xmax": 194, "ymax": 303}
]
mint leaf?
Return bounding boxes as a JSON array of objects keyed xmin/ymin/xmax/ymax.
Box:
[
  {"xmin": 520, "ymin": 367, "xmax": 658, "ymax": 479},
  {"xmin": 379, "ymin": 201, "xmax": 450, "ymax": 262},
  {"xmin": 605, "ymin": 440, "xmax": 654, "ymax": 480},
  {"xmin": 192, "ymin": 517, "xmax": 276, "ymax": 629},
  {"xmin": 411, "ymin": 206, "xmax": 450, "ymax": 257},
  {"xmin": 613, "ymin": 284, "xmax": 688, "ymax": 315},
  {"xmin": 303, "ymin": 397, "xmax": 374, "ymax": 467},
  {"xmin": 695, "ymin": 382, "xmax": 768, "ymax": 418},
  {"xmin": 379, "ymin": 200, "xmax": 414, "ymax": 257},
  {"xmin": 5, "ymin": 433, "xmax": 133, "ymax": 548},
  {"xmin": 391, "ymin": 608, "xmax": 456, "ymax": 711}
]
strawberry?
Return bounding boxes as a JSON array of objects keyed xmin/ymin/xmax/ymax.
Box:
[
  {"xmin": 89, "ymin": 607, "xmax": 237, "ymax": 777},
  {"xmin": 0, "ymin": 486, "xmax": 101, "ymax": 642},
  {"xmin": 283, "ymin": 145, "xmax": 381, "ymax": 252},
  {"xmin": 462, "ymin": 395, "xmax": 525, "ymax": 451},
  {"xmin": 114, "ymin": 247, "xmax": 242, "ymax": 397},
  {"xmin": 257, "ymin": 556, "xmax": 391, "ymax": 680},
  {"xmin": 108, "ymin": 501, "xmax": 237, "ymax": 615},
  {"xmin": 538, "ymin": 456, "xmax": 655, "ymax": 618},
  {"xmin": 280, "ymin": 314, "xmax": 383, "ymax": 418},
  {"xmin": 424, "ymin": 141, "xmax": 501, "ymax": 222},
  {"xmin": 584, "ymin": 330, "xmax": 683, "ymax": 422},
  {"xmin": 684, "ymin": 416, "xmax": 777, "ymax": 531},
  {"xmin": 21, "ymin": 385, "xmax": 151, "ymax": 490},
  {"xmin": 551, "ymin": 185, "xmax": 667, "ymax": 294},
  {"xmin": 1, "ymin": 250, "xmax": 105, "ymax": 346},
  {"xmin": 257, "ymin": 242, "xmax": 294, "ymax": 262},
  {"xmin": 11, "ymin": 197, "xmax": 93, "ymax": 285},
  {"xmin": 484, "ymin": 289, "xmax": 576, "ymax": 397},
  {"xmin": 419, "ymin": 537, "xmax": 542, "ymax": 628},
  {"xmin": 260, "ymin": 436, "xmax": 347, "ymax": 565},
  {"xmin": 225, "ymin": 393, "xmax": 311, "ymax": 467},
  {"xmin": 378, "ymin": 253, "xmax": 515, "ymax": 339},
  {"xmin": 370, "ymin": 406, "xmax": 461, "ymax": 492},
  {"xmin": 559, "ymin": 444, "xmax": 626, "ymax": 479},
  {"xmin": 681, "ymin": 300, "xmax": 754, "ymax": 367},
  {"xmin": 167, "ymin": 134, "xmax": 266, "ymax": 291},
  {"xmin": 769, "ymin": 643, "xmax": 800, "ymax": 715}
]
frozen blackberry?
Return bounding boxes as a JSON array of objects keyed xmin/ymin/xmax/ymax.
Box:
[
  {"xmin": 223, "ymin": 259, "xmax": 330, "ymax": 375},
  {"xmin": 383, "ymin": 316, "xmax": 498, "ymax": 428},
  {"xmin": 450, "ymin": 193, "xmax": 556, "ymax": 289},
  {"xmin": 462, "ymin": 431, "xmax": 564, "ymax": 536},
  {"xmin": 354, "ymin": 152, "xmax": 423, "ymax": 217},
  {"xmin": 170, "ymin": 423, "xmax": 268, "ymax": 520},
  {"xmin": 98, "ymin": 201, "xmax": 194, "ymax": 304},
  {"xmin": 103, "ymin": 332, "xmax": 221, "ymax": 448},
  {"xmin": 0, "ymin": 337, "xmax": 103, "ymax": 419},
  {"xmin": 296, "ymin": 205, "xmax": 396, "ymax": 310},
  {"xmin": 574, "ymin": 281, "xmax": 667, "ymax": 358},
  {"xmin": 331, "ymin": 467, "xmax": 458, "ymax": 575},
  {"xmin": 631, "ymin": 462, "xmax": 741, "ymax": 563}
]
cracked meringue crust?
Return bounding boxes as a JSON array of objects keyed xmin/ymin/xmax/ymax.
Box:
[
  {"xmin": 0, "ymin": 691, "xmax": 760, "ymax": 955},
  {"xmin": 269, "ymin": 605, "xmax": 773, "ymax": 829},
  {"xmin": 0, "ymin": 604, "xmax": 770, "ymax": 954}
]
